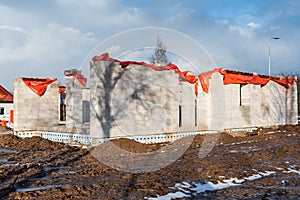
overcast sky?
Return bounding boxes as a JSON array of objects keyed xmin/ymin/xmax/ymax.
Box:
[{"xmin": 1, "ymin": 0, "xmax": 299, "ymax": 91}]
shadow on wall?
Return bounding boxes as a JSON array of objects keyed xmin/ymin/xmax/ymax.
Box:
[
  {"xmin": 261, "ymin": 81, "xmax": 287, "ymax": 126},
  {"xmin": 96, "ymin": 63, "xmax": 166, "ymax": 137},
  {"xmin": 91, "ymin": 61, "xmax": 180, "ymax": 138}
]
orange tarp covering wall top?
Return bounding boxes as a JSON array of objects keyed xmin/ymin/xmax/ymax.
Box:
[
  {"xmin": 22, "ymin": 78, "xmax": 57, "ymax": 96},
  {"xmin": 59, "ymin": 86, "xmax": 66, "ymax": 94},
  {"xmin": 92, "ymin": 53, "xmax": 297, "ymax": 94},
  {"xmin": 198, "ymin": 68, "xmax": 224, "ymax": 93},
  {"xmin": 199, "ymin": 69, "xmax": 297, "ymax": 93},
  {"xmin": 93, "ymin": 53, "xmax": 199, "ymax": 96},
  {"xmin": 64, "ymin": 74, "xmax": 87, "ymax": 87}
]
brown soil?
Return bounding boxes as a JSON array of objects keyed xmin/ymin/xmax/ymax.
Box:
[
  {"xmin": 0, "ymin": 125, "xmax": 299, "ymax": 199},
  {"xmin": 0, "ymin": 127, "xmax": 6, "ymax": 132}
]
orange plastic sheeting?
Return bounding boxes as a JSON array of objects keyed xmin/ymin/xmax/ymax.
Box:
[
  {"xmin": 199, "ymin": 69, "xmax": 298, "ymax": 93},
  {"xmin": 65, "ymin": 74, "xmax": 87, "ymax": 87},
  {"xmin": 59, "ymin": 87, "xmax": 66, "ymax": 94},
  {"xmin": 223, "ymin": 73, "xmax": 269, "ymax": 85},
  {"xmin": 93, "ymin": 53, "xmax": 199, "ymax": 96},
  {"xmin": 223, "ymin": 72, "xmax": 297, "ymax": 89},
  {"xmin": 272, "ymin": 77, "xmax": 298, "ymax": 88},
  {"xmin": 0, "ymin": 120, "xmax": 7, "ymax": 126},
  {"xmin": 93, "ymin": 53, "xmax": 297, "ymax": 94},
  {"xmin": 198, "ymin": 68, "xmax": 224, "ymax": 93},
  {"xmin": 22, "ymin": 78, "xmax": 57, "ymax": 96},
  {"xmin": 10, "ymin": 110, "xmax": 14, "ymax": 123}
]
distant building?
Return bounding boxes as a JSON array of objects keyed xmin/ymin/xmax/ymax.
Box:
[{"xmin": 0, "ymin": 85, "xmax": 13, "ymax": 122}]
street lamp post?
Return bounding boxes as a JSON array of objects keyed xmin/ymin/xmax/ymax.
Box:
[{"xmin": 268, "ymin": 37, "xmax": 280, "ymax": 76}]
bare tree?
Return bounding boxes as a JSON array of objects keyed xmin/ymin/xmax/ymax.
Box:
[{"xmin": 149, "ymin": 36, "xmax": 169, "ymax": 66}]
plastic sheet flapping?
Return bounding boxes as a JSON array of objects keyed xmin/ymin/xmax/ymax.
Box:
[
  {"xmin": 93, "ymin": 53, "xmax": 297, "ymax": 94},
  {"xmin": 199, "ymin": 69, "xmax": 298, "ymax": 93},
  {"xmin": 22, "ymin": 78, "xmax": 57, "ymax": 96},
  {"xmin": 93, "ymin": 53, "xmax": 199, "ymax": 96},
  {"xmin": 64, "ymin": 74, "xmax": 87, "ymax": 87}
]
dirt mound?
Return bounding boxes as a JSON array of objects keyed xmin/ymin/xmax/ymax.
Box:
[
  {"xmin": 0, "ymin": 135, "xmax": 69, "ymax": 152},
  {"xmin": 0, "ymin": 126, "xmax": 6, "ymax": 132},
  {"xmin": 18, "ymin": 136, "xmax": 70, "ymax": 152},
  {"xmin": 110, "ymin": 138, "xmax": 166, "ymax": 153},
  {"xmin": 0, "ymin": 134, "xmax": 21, "ymax": 147}
]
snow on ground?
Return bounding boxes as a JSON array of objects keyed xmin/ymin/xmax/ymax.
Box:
[{"xmin": 145, "ymin": 171, "xmax": 276, "ymax": 200}]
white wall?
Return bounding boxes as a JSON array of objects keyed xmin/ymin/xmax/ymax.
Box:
[
  {"xmin": 14, "ymin": 78, "xmax": 59, "ymax": 131},
  {"xmin": 90, "ymin": 61, "xmax": 189, "ymax": 138},
  {"xmin": 89, "ymin": 60, "xmax": 298, "ymax": 138},
  {"xmin": 0, "ymin": 102, "xmax": 13, "ymax": 121}
]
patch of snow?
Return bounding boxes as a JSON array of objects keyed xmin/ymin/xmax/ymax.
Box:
[
  {"xmin": 16, "ymin": 184, "xmax": 63, "ymax": 192},
  {"xmin": 284, "ymin": 168, "xmax": 300, "ymax": 175},
  {"xmin": 0, "ymin": 148, "xmax": 18, "ymax": 153},
  {"xmin": 225, "ymin": 140, "xmax": 260, "ymax": 146},
  {"xmin": 265, "ymin": 130, "xmax": 285, "ymax": 135},
  {"xmin": 266, "ymin": 131, "xmax": 276, "ymax": 134},
  {"xmin": 246, "ymin": 171, "xmax": 276, "ymax": 181},
  {"xmin": 191, "ymin": 180, "xmax": 240, "ymax": 193},
  {"xmin": 146, "ymin": 191, "xmax": 190, "ymax": 200},
  {"xmin": 146, "ymin": 170, "xmax": 276, "ymax": 200}
]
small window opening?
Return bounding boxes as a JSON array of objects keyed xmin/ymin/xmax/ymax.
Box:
[{"xmin": 179, "ymin": 105, "xmax": 182, "ymax": 127}]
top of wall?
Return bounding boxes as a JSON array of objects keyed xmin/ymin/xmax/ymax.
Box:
[{"xmin": 91, "ymin": 53, "xmax": 298, "ymax": 94}]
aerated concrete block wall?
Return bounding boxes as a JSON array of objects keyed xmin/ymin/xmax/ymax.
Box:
[
  {"xmin": 90, "ymin": 60, "xmax": 191, "ymax": 139},
  {"xmin": 196, "ymin": 91, "xmax": 210, "ymax": 130},
  {"xmin": 223, "ymin": 84, "xmax": 243, "ymax": 129},
  {"xmin": 14, "ymin": 78, "xmax": 59, "ymax": 131},
  {"xmin": 179, "ymin": 81, "xmax": 198, "ymax": 132},
  {"xmin": 286, "ymin": 82, "xmax": 298, "ymax": 125},
  {"xmin": 89, "ymin": 60, "xmax": 298, "ymax": 139},
  {"xmin": 66, "ymin": 76, "xmax": 85, "ymax": 129},
  {"xmin": 261, "ymin": 81, "xmax": 287, "ymax": 127},
  {"xmin": 222, "ymin": 79, "xmax": 297, "ymax": 129}
]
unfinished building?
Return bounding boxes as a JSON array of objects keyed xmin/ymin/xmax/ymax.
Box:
[
  {"xmin": 89, "ymin": 54, "xmax": 298, "ymax": 139},
  {"xmin": 13, "ymin": 53, "xmax": 298, "ymax": 142}
]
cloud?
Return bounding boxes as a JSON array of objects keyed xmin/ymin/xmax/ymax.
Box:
[
  {"xmin": 247, "ymin": 22, "xmax": 261, "ymax": 30},
  {"xmin": 0, "ymin": 25, "xmax": 27, "ymax": 33},
  {"xmin": 0, "ymin": 0, "xmax": 300, "ymax": 91},
  {"xmin": 0, "ymin": 22, "xmax": 97, "ymax": 63},
  {"xmin": 0, "ymin": 21, "xmax": 98, "ymax": 89}
]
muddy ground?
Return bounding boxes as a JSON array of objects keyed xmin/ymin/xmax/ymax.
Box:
[{"xmin": 0, "ymin": 125, "xmax": 299, "ymax": 199}]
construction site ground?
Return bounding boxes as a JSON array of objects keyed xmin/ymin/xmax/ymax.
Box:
[{"xmin": 0, "ymin": 124, "xmax": 299, "ymax": 199}]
